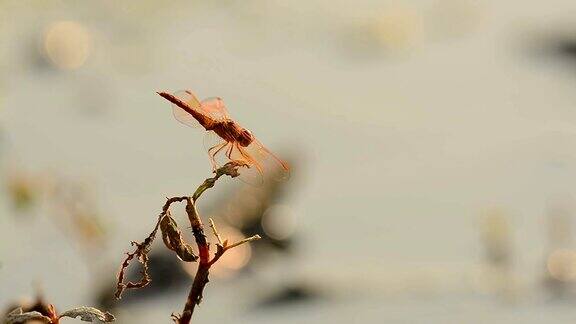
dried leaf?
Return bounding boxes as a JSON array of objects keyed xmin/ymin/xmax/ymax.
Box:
[
  {"xmin": 5, "ymin": 308, "xmax": 51, "ymax": 324},
  {"xmin": 160, "ymin": 213, "xmax": 198, "ymax": 262},
  {"xmin": 192, "ymin": 162, "xmax": 243, "ymax": 201},
  {"xmin": 59, "ymin": 307, "xmax": 115, "ymax": 322}
]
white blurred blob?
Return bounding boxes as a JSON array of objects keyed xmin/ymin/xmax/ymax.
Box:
[
  {"xmin": 261, "ymin": 204, "xmax": 296, "ymax": 240},
  {"xmin": 43, "ymin": 21, "xmax": 93, "ymax": 70},
  {"xmin": 547, "ymin": 249, "xmax": 576, "ymax": 282}
]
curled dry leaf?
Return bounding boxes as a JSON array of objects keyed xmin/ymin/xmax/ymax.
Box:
[
  {"xmin": 160, "ymin": 213, "xmax": 198, "ymax": 262},
  {"xmin": 59, "ymin": 306, "xmax": 115, "ymax": 322},
  {"xmin": 5, "ymin": 308, "xmax": 51, "ymax": 324},
  {"xmin": 192, "ymin": 161, "xmax": 243, "ymax": 202},
  {"xmin": 218, "ymin": 161, "xmax": 244, "ymax": 178}
]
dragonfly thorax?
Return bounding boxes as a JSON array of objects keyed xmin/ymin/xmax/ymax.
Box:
[
  {"xmin": 213, "ymin": 121, "xmax": 254, "ymax": 147},
  {"xmin": 237, "ymin": 128, "xmax": 254, "ymax": 147}
]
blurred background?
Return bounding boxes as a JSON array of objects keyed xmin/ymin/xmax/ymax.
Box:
[{"xmin": 3, "ymin": 0, "xmax": 576, "ymax": 323}]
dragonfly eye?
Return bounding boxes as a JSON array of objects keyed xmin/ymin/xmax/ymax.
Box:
[{"xmin": 238, "ymin": 129, "xmax": 254, "ymax": 146}]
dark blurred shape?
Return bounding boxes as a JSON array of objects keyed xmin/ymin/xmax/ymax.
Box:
[
  {"xmin": 530, "ymin": 33, "xmax": 576, "ymax": 68},
  {"xmin": 254, "ymin": 282, "xmax": 323, "ymax": 309},
  {"xmin": 543, "ymin": 37, "xmax": 576, "ymax": 63},
  {"xmin": 96, "ymin": 251, "xmax": 190, "ymax": 310},
  {"xmin": 556, "ymin": 41, "xmax": 576, "ymax": 59}
]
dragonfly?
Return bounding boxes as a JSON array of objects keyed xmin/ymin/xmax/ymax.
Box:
[{"xmin": 157, "ymin": 90, "xmax": 289, "ymax": 185}]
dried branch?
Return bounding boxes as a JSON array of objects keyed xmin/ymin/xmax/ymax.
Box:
[
  {"xmin": 114, "ymin": 161, "xmax": 259, "ymax": 323},
  {"xmin": 115, "ymin": 196, "xmax": 189, "ymax": 299},
  {"xmin": 207, "ymin": 216, "xmax": 260, "ymax": 264},
  {"xmin": 114, "ymin": 220, "xmax": 159, "ymax": 299},
  {"xmin": 175, "ymin": 198, "xmax": 208, "ymax": 323},
  {"xmin": 208, "ymin": 218, "xmax": 224, "ymax": 246},
  {"xmin": 176, "ymin": 198, "xmax": 260, "ymax": 323},
  {"xmin": 209, "ymin": 234, "xmax": 261, "ymax": 266}
]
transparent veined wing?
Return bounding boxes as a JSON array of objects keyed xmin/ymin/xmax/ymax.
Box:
[
  {"xmin": 199, "ymin": 97, "xmax": 230, "ymax": 122},
  {"xmin": 171, "ymin": 90, "xmax": 203, "ymax": 128},
  {"xmin": 230, "ymin": 142, "xmax": 264, "ymax": 186},
  {"xmin": 235, "ymin": 139, "xmax": 290, "ymax": 185}
]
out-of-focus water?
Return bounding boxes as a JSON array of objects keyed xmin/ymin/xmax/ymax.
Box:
[{"xmin": 3, "ymin": 0, "xmax": 576, "ymax": 322}]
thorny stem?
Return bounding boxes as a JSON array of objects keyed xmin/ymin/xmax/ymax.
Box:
[{"xmin": 115, "ymin": 161, "xmax": 259, "ymax": 324}]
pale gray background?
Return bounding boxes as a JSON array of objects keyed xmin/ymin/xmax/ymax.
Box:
[{"xmin": 2, "ymin": 0, "xmax": 576, "ymax": 323}]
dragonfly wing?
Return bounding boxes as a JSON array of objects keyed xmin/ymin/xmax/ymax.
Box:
[
  {"xmin": 239, "ymin": 139, "xmax": 290, "ymax": 183},
  {"xmin": 238, "ymin": 165, "xmax": 264, "ymax": 186},
  {"xmin": 199, "ymin": 97, "xmax": 230, "ymax": 122},
  {"xmin": 171, "ymin": 90, "xmax": 203, "ymax": 128},
  {"xmin": 229, "ymin": 142, "xmax": 264, "ymax": 186}
]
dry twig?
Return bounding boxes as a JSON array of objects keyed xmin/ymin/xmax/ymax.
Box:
[{"xmin": 114, "ymin": 161, "xmax": 260, "ymax": 324}]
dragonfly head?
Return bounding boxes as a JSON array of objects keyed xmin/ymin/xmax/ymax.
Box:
[{"xmin": 238, "ymin": 128, "xmax": 254, "ymax": 147}]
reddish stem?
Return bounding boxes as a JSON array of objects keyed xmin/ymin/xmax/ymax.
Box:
[{"xmin": 177, "ymin": 199, "xmax": 212, "ymax": 324}]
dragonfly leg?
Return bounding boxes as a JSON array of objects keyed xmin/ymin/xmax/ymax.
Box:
[
  {"xmin": 207, "ymin": 142, "xmax": 228, "ymax": 171},
  {"xmin": 236, "ymin": 143, "xmax": 262, "ymax": 173},
  {"xmin": 229, "ymin": 142, "xmax": 249, "ymax": 168},
  {"xmin": 235, "ymin": 143, "xmax": 249, "ymax": 163},
  {"xmin": 226, "ymin": 142, "xmax": 234, "ymax": 159},
  {"xmin": 207, "ymin": 142, "xmax": 226, "ymax": 155}
]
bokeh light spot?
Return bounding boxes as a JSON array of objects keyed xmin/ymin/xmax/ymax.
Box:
[
  {"xmin": 182, "ymin": 226, "xmax": 252, "ymax": 279},
  {"xmin": 43, "ymin": 21, "xmax": 92, "ymax": 70},
  {"xmin": 547, "ymin": 249, "xmax": 576, "ymax": 282},
  {"xmin": 262, "ymin": 204, "xmax": 296, "ymax": 240}
]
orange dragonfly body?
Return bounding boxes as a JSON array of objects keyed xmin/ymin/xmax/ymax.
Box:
[{"xmin": 158, "ymin": 90, "xmax": 289, "ymax": 184}]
